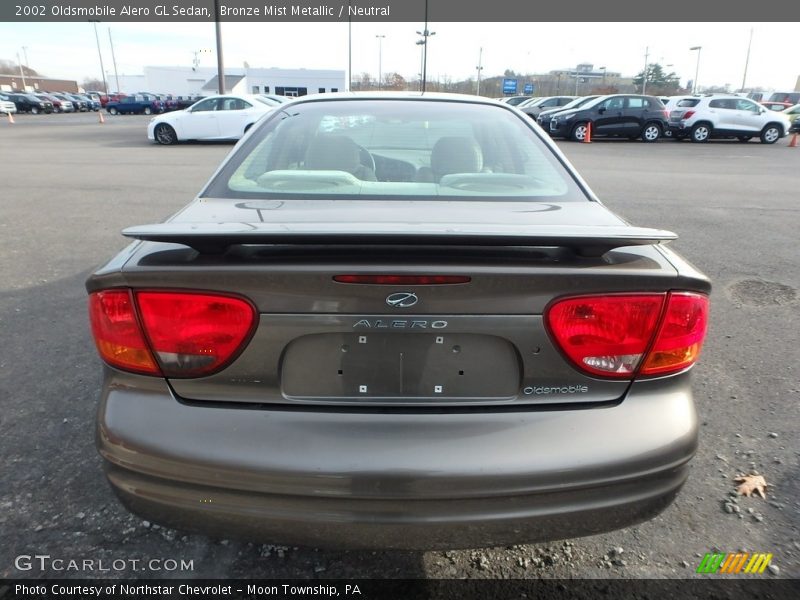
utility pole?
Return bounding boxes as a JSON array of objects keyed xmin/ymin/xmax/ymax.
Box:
[
  {"xmin": 741, "ymin": 27, "xmax": 753, "ymax": 92},
  {"xmin": 690, "ymin": 46, "xmax": 702, "ymax": 94},
  {"xmin": 213, "ymin": 0, "xmax": 224, "ymax": 94},
  {"xmin": 416, "ymin": 0, "xmax": 435, "ymax": 93},
  {"xmin": 108, "ymin": 28, "xmax": 120, "ymax": 93},
  {"xmin": 347, "ymin": 0, "xmax": 352, "ymax": 91},
  {"xmin": 91, "ymin": 21, "xmax": 108, "ymax": 93},
  {"xmin": 22, "ymin": 46, "xmax": 29, "ymax": 69},
  {"xmin": 375, "ymin": 35, "xmax": 385, "ymax": 90},
  {"xmin": 16, "ymin": 51, "xmax": 27, "ymax": 90},
  {"xmin": 642, "ymin": 46, "xmax": 650, "ymax": 95},
  {"xmin": 476, "ymin": 47, "xmax": 484, "ymax": 96}
]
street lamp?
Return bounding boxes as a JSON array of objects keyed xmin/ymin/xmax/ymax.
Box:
[
  {"xmin": 642, "ymin": 46, "xmax": 650, "ymax": 95},
  {"xmin": 690, "ymin": 46, "xmax": 702, "ymax": 94},
  {"xmin": 415, "ymin": 39, "xmax": 425, "ymax": 91},
  {"xmin": 375, "ymin": 35, "xmax": 385, "ymax": 90},
  {"xmin": 476, "ymin": 47, "xmax": 484, "ymax": 96},
  {"xmin": 16, "ymin": 51, "xmax": 27, "ymax": 90},
  {"xmin": 415, "ymin": 0, "xmax": 435, "ymax": 93},
  {"xmin": 192, "ymin": 48, "xmax": 210, "ymax": 71},
  {"xmin": 108, "ymin": 28, "xmax": 121, "ymax": 93}
]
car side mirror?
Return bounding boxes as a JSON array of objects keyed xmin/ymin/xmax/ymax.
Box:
[
  {"xmin": 598, "ymin": 107, "xmax": 606, "ymax": 114},
  {"xmin": 759, "ymin": 107, "xmax": 766, "ymax": 114}
]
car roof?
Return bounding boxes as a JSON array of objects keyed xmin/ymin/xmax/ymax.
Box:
[{"xmin": 279, "ymin": 91, "xmax": 518, "ymax": 107}]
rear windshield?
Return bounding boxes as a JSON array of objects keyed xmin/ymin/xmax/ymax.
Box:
[
  {"xmin": 676, "ymin": 99, "xmax": 700, "ymax": 108},
  {"xmin": 769, "ymin": 92, "xmax": 800, "ymax": 104},
  {"xmin": 202, "ymin": 99, "xmax": 587, "ymax": 202}
]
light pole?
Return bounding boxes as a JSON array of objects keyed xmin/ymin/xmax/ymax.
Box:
[
  {"xmin": 642, "ymin": 46, "xmax": 650, "ymax": 95},
  {"xmin": 213, "ymin": 0, "xmax": 225, "ymax": 95},
  {"xmin": 90, "ymin": 20, "xmax": 108, "ymax": 93},
  {"xmin": 22, "ymin": 46, "xmax": 29, "ymax": 69},
  {"xmin": 600, "ymin": 66, "xmax": 607, "ymax": 87},
  {"xmin": 741, "ymin": 28, "xmax": 753, "ymax": 91},
  {"xmin": 375, "ymin": 35, "xmax": 385, "ymax": 90},
  {"xmin": 476, "ymin": 47, "xmax": 484, "ymax": 96},
  {"xmin": 16, "ymin": 51, "xmax": 27, "ymax": 90},
  {"xmin": 192, "ymin": 48, "xmax": 210, "ymax": 71},
  {"xmin": 415, "ymin": 39, "xmax": 425, "ymax": 91},
  {"xmin": 347, "ymin": 1, "xmax": 352, "ymax": 91},
  {"xmin": 690, "ymin": 46, "xmax": 702, "ymax": 94},
  {"xmin": 108, "ymin": 28, "xmax": 120, "ymax": 93},
  {"xmin": 415, "ymin": 0, "xmax": 435, "ymax": 93}
]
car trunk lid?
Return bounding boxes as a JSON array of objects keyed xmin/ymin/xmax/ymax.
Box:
[{"xmin": 89, "ymin": 199, "xmax": 708, "ymax": 408}]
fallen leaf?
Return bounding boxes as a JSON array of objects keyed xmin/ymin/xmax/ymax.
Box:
[{"xmin": 735, "ymin": 473, "xmax": 769, "ymax": 499}]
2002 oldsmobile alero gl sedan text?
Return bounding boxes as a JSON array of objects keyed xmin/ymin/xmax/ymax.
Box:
[{"xmin": 87, "ymin": 93, "xmax": 710, "ymax": 550}]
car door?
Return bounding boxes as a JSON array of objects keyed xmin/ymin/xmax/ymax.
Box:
[
  {"xmin": 182, "ymin": 97, "xmax": 221, "ymax": 139},
  {"xmin": 732, "ymin": 98, "xmax": 768, "ymax": 134},
  {"xmin": 624, "ymin": 96, "xmax": 651, "ymax": 135},
  {"xmin": 119, "ymin": 96, "xmax": 139, "ymax": 114},
  {"xmin": 593, "ymin": 96, "xmax": 625, "ymax": 136},
  {"xmin": 707, "ymin": 98, "xmax": 737, "ymax": 134},
  {"xmin": 212, "ymin": 97, "xmax": 253, "ymax": 139}
]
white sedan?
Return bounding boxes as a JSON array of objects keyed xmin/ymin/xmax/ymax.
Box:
[{"xmin": 147, "ymin": 94, "xmax": 279, "ymax": 145}]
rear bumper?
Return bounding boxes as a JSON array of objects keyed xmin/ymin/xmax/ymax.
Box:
[{"xmin": 97, "ymin": 373, "xmax": 698, "ymax": 549}]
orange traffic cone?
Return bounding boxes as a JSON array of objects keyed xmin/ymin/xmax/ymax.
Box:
[
  {"xmin": 98, "ymin": 111, "xmax": 105, "ymax": 124},
  {"xmin": 6, "ymin": 111, "xmax": 14, "ymax": 124},
  {"xmin": 583, "ymin": 122, "xmax": 592, "ymax": 143},
  {"xmin": 789, "ymin": 132, "xmax": 798, "ymax": 148}
]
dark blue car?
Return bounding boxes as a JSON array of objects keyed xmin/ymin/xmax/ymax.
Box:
[{"xmin": 106, "ymin": 94, "xmax": 163, "ymax": 115}]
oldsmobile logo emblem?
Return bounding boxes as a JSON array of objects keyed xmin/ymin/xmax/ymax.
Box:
[{"xmin": 386, "ymin": 292, "xmax": 418, "ymax": 308}]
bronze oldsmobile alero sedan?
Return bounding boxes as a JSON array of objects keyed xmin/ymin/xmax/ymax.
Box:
[{"xmin": 87, "ymin": 93, "xmax": 710, "ymax": 549}]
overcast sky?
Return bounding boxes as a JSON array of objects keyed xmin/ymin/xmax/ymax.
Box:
[{"xmin": 1, "ymin": 22, "xmax": 796, "ymax": 91}]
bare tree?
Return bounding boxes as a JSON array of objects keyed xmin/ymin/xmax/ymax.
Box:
[
  {"xmin": 82, "ymin": 78, "xmax": 106, "ymax": 91},
  {"xmin": 0, "ymin": 59, "xmax": 41, "ymax": 76}
]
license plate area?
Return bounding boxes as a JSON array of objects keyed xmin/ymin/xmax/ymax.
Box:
[{"xmin": 281, "ymin": 332, "xmax": 520, "ymax": 401}]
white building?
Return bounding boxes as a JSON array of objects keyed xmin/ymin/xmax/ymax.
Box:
[{"xmin": 112, "ymin": 66, "xmax": 345, "ymax": 97}]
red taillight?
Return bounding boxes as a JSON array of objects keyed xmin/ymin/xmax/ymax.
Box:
[
  {"xmin": 333, "ymin": 275, "xmax": 471, "ymax": 285},
  {"xmin": 88, "ymin": 290, "xmax": 256, "ymax": 378},
  {"xmin": 545, "ymin": 292, "xmax": 708, "ymax": 378},
  {"xmin": 682, "ymin": 110, "xmax": 695, "ymax": 120},
  {"xmin": 89, "ymin": 290, "xmax": 161, "ymax": 376},
  {"xmin": 640, "ymin": 292, "xmax": 708, "ymax": 375}
]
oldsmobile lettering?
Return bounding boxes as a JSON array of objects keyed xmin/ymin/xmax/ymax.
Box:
[
  {"xmin": 523, "ymin": 385, "xmax": 589, "ymax": 395},
  {"xmin": 353, "ymin": 319, "xmax": 447, "ymax": 329}
]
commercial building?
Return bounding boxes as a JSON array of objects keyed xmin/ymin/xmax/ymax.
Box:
[
  {"xmin": 0, "ymin": 74, "xmax": 79, "ymax": 93},
  {"xmin": 112, "ymin": 66, "xmax": 345, "ymax": 97}
]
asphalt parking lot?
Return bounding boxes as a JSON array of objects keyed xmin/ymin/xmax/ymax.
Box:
[{"xmin": 1, "ymin": 112, "xmax": 798, "ymax": 580}]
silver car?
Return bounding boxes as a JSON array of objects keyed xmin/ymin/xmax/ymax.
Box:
[{"xmin": 87, "ymin": 93, "xmax": 710, "ymax": 549}]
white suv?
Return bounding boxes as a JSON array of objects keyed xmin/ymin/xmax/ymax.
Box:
[{"xmin": 672, "ymin": 95, "xmax": 791, "ymax": 144}]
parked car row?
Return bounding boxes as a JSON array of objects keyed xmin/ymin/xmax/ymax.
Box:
[
  {"xmin": 104, "ymin": 92, "xmax": 271, "ymax": 116},
  {"xmin": 0, "ymin": 91, "xmax": 103, "ymax": 113},
  {"xmin": 517, "ymin": 93, "xmax": 796, "ymax": 144}
]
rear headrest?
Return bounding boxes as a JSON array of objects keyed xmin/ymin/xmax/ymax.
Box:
[{"xmin": 430, "ymin": 136, "xmax": 483, "ymax": 182}]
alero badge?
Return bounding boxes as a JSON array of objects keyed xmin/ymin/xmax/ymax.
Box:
[{"xmin": 386, "ymin": 292, "xmax": 418, "ymax": 308}]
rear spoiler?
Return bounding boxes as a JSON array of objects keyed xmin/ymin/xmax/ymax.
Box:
[{"xmin": 122, "ymin": 223, "xmax": 677, "ymax": 258}]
